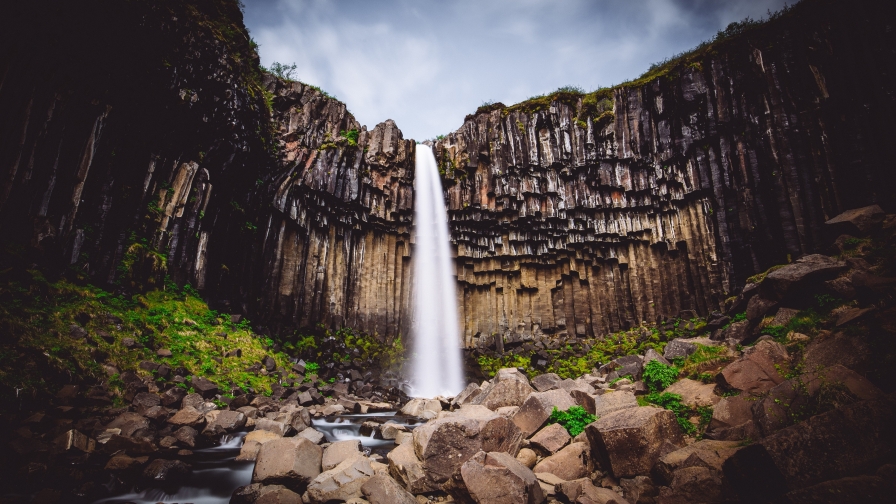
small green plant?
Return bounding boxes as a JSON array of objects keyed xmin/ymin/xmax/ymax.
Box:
[
  {"xmin": 304, "ymin": 362, "xmax": 320, "ymax": 375},
  {"xmin": 731, "ymin": 312, "xmax": 747, "ymax": 322},
  {"xmin": 643, "ymin": 392, "xmax": 695, "ymax": 435},
  {"xmin": 267, "ymin": 61, "xmax": 298, "ymax": 81},
  {"xmin": 339, "ymin": 129, "xmax": 359, "ymax": 146},
  {"xmin": 609, "ymin": 374, "xmax": 633, "ymax": 385},
  {"xmin": 547, "ymin": 405, "xmax": 596, "ymax": 437},
  {"xmin": 643, "ymin": 360, "xmax": 679, "ymax": 392}
]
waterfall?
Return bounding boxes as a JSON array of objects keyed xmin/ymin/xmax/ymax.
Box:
[{"xmin": 410, "ymin": 144, "xmax": 465, "ymax": 398}]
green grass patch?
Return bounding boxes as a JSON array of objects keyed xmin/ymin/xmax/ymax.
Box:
[{"xmin": 547, "ymin": 405, "xmax": 596, "ymax": 437}]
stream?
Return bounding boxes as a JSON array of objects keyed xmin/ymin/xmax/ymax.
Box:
[{"xmin": 95, "ymin": 412, "xmax": 419, "ymax": 504}]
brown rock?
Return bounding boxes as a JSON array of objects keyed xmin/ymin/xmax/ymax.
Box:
[
  {"xmin": 619, "ymin": 475, "xmax": 658, "ymax": 504},
  {"xmin": 322, "ymin": 440, "xmax": 363, "ymax": 471},
  {"xmin": 360, "ymin": 474, "xmax": 417, "ymax": 504},
  {"xmin": 386, "ymin": 439, "xmax": 437, "ymax": 494},
  {"xmin": 557, "ymin": 478, "xmax": 630, "ymax": 504},
  {"xmin": 252, "ymin": 437, "xmax": 323, "ymax": 491},
  {"xmin": 716, "ymin": 338, "xmax": 789, "ymax": 395},
  {"xmin": 593, "ymin": 391, "xmax": 638, "ymax": 417},
  {"xmin": 585, "ymin": 407, "xmax": 685, "ymax": 478},
  {"xmin": 532, "ymin": 442, "xmax": 590, "ymax": 481},
  {"xmin": 654, "ymin": 439, "xmax": 742, "ymax": 484},
  {"xmin": 663, "ymin": 379, "xmax": 719, "ymax": 408},
  {"xmin": 511, "ymin": 389, "xmax": 577, "ymax": 437},
  {"xmin": 762, "ymin": 254, "xmax": 847, "ymax": 301},
  {"xmin": 529, "ymin": 423, "xmax": 571, "ymax": 455},
  {"xmin": 825, "ymin": 205, "xmax": 885, "ymax": 235},
  {"xmin": 704, "ymin": 395, "xmax": 758, "ymax": 442},
  {"xmin": 723, "ymin": 399, "xmax": 896, "ymax": 502},
  {"xmin": 660, "ymin": 466, "xmax": 724, "ymax": 503},
  {"xmin": 106, "ymin": 411, "xmax": 150, "ymax": 438},
  {"xmin": 202, "ymin": 410, "xmax": 246, "ymax": 436},
  {"xmin": 460, "ymin": 451, "xmax": 545, "ymax": 504},
  {"xmin": 516, "ymin": 448, "xmax": 538, "ymax": 469},
  {"xmin": 454, "ymin": 382, "xmax": 482, "ymax": 406},
  {"xmin": 305, "ymin": 456, "xmax": 374, "ymax": 503},
  {"xmin": 531, "ymin": 373, "xmax": 563, "ymax": 392},
  {"xmin": 473, "ymin": 377, "xmax": 535, "ymax": 411},
  {"xmin": 167, "ymin": 406, "xmax": 206, "ymax": 428},
  {"xmin": 236, "ymin": 429, "xmax": 281, "ymax": 461},
  {"xmin": 783, "ymin": 473, "xmax": 895, "ymax": 503}
]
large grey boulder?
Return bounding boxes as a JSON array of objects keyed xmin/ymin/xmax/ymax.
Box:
[
  {"xmin": 825, "ymin": 205, "xmax": 885, "ymax": 236},
  {"xmin": 360, "ymin": 474, "xmax": 417, "ymax": 504},
  {"xmin": 460, "ymin": 451, "xmax": 545, "ymax": 504},
  {"xmin": 472, "ymin": 370, "xmax": 535, "ymax": 410},
  {"xmin": 762, "ymin": 254, "xmax": 847, "ymax": 300},
  {"xmin": 585, "ymin": 406, "xmax": 685, "ymax": 478},
  {"xmin": 593, "ymin": 391, "xmax": 638, "ymax": 417},
  {"xmin": 304, "ymin": 456, "xmax": 374, "ymax": 503},
  {"xmin": 529, "ymin": 423, "xmax": 571, "ymax": 455},
  {"xmin": 386, "ymin": 439, "xmax": 438, "ymax": 494},
  {"xmin": 511, "ymin": 389, "xmax": 576, "ymax": 437},
  {"xmin": 663, "ymin": 379, "xmax": 720, "ymax": 408},
  {"xmin": 322, "ymin": 440, "xmax": 363, "ymax": 471},
  {"xmin": 202, "ymin": 410, "xmax": 246, "ymax": 436},
  {"xmin": 663, "ymin": 339, "xmax": 697, "ymax": 361},
  {"xmin": 252, "ymin": 437, "xmax": 323, "ymax": 491},
  {"xmin": 412, "ymin": 408, "xmax": 523, "ymax": 484},
  {"xmin": 531, "ymin": 373, "xmax": 563, "ymax": 392},
  {"xmin": 532, "ymin": 441, "xmax": 590, "ymax": 481}
]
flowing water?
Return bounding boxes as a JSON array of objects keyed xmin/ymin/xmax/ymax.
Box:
[
  {"xmin": 94, "ymin": 415, "xmax": 420, "ymax": 503},
  {"xmin": 410, "ymin": 144, "xmax": 465, "ymax": 398}
]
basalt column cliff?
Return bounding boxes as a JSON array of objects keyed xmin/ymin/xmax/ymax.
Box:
[
  {"xmin": 433, "ymin": 0, "xmax": 895, "ymax": 346},
  {"xmin": 0, "ymin": 0, "xmax": 893, "ymax": 346}
]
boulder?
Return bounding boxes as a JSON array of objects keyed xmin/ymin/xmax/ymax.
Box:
[
  {"xmin": 304, "ymin": 456, "xmax": 374, "ymax": 503},
  {"xmin": 716, "ymin": 320, "xmax": 751, "ymax": 344},
  {"xmin": 141, "ymin": 459, "xmax": 191, "ymax": 488},
  {"xmin": 173, "ymin": 426, "xmax": 199, "ymax": 448},
  {"xmin": 802, "ymin": 330, "xmax": 873, "ymax": 376},
  {"xmin": 202, "ymin": 410, "xmax": 246, "ymax": 436},
  {"xmin": 460, "ymin": 451, "xmax": 545, "ymax": 504},
  {"xmin": 642, "ymin": 349, "xmax": 669, "ymax": 366},
  {"xmin": 190, "ymin": 376, "xmax": 220, "ymax": 398},
  {"xmin": 612, "ymin": 355, "xmax": 644, "ymax": 381},
  {"xmin": 769, "ymin": 307, "xmax": 800, "ymax": 327},
  {"xmin": 255, "ymin": 418, "xmax": 293, "ymax": 437},
  {"xmin": 511, "ymin": 389, "xmax": 577, "ymax": 437},
  {"xmin": 322, "ymin": 440, "xmax": 363, "ymax": 471},
  {"xmin": 413, "ymin": 415, "xmax": 496, "ymax": 483},
  {"xmin": 752, "ymin": 364, "xmax": 884, "ymax": 437},
  {"xmin": 183, "ymin": 392, "xmax": 217, "ymax": 413},
  {"xmin": 400, "ymin": 398, "xmax": 441, "ymax": 418},
  {"xmin": 104, "ymin": 453, "xmax": 147, "ymax": 472},
  {"xmin": 472, "ymin": 377, "xmax": 535, "ymax": 410},
  {"xmin": 380, "ymin": 422, "xmax": 408, "ymax": 440},
  {"xmin": 53, "ymin": 430, "xmax": 95, "ymax": 453},
  {"xmin": 663, "ymin": 340, "xmax": 697, "ymax": 361},
  {"xmin": 454, "ymin": 382, "xmax": 482, "ymax": 406},
  {"xmin": 160, "ymin": 387, "xmax": 187, "ymax": 408},
  {"xmin": 704, "ymin": 395, "xmax": 759, "ymax": 442},
  {"xmin": 106, "ymin": 411, "xmax": 150, "ymax": 438},
  {"xmin": 132, "ymin": 392, "xmax": 161, "ymax": 411},
  {"xmin": 716, "ymin": 338, "xmax": 789, "ymax": 395},
  {"xmin": 585, "ymin": 407, "xmax": 685, "ymax": 478},
  {"xmin": 386, "ymin": 439, "xmax": 438, "ymax": 494},
  {"xmin": 529, "ymin": 423, "xmax": 571, "ymax": 455},
  {"xmin": 252, "ymin": 437, "xmax": 323, "ymax": 491},
  {"xmin": 236, "ymin": 429, "xmax": 281, "ymax": 461},
  {"xmin": 762, "ymin": 255, "xmax": 847, "ymax": 301},
  {"xmin": 619, "ymin": 475, "xmax": 658, "ymax": 504},
  {"xmin": 531, "ymin": 373, "xmax": 563, "ymax": 392},
  {"xmin": 659, "ymin": 466, "xmax": 725, "ymax": 503},
  {"xmin": 593, "ymin": 391, "xmax": 638, "ymax": 418},
  {"xmin": 167, "ymin": 406, "xmax": 207, "ymax": 428},
  {"xmin": 297, "ymin": 427, "xmax": 326, "ymax": 445},
  {"xmin": 663, "ymin": 379, "xmax": 719, "ymax": 408},
  {"xmin": 516, "ymin": 447, "xmax": 537, "ymax": 469},
  {"xmin": 360, "ymin": 474, "xmax": 417, "ymax": 504},
  {"xmin": 745, "ymin": 295, "xmax": 778, "ymax": 323},
  {"xmin": 723, "ymin": 399, "xmax": 896, "ymax": 502},
  {"xmin": 824, "ymin": 205, "xmax": 885, "ymax": 236},
  {"xmin": 556, "ymin": 478, "xmax": 630, "ymax": 504},
  {"xmin": 231, "ymin": 484, "xmax": 304, "ymax": 504},
  {"xmin": 532, "ymin": 442, "xmax": 590, "ymax": 481},
  {"xmin": 654, "ymin": 439, "xmax": 742, "ymax": 484}
]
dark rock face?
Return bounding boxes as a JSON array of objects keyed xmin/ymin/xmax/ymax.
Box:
[
  {"xmin": 1, "ymin": 0, "xmax": 894, "ymax": 345},
  {"xmin": 431, "ymin": 0, "xmax": 896, "ymax": 344}
]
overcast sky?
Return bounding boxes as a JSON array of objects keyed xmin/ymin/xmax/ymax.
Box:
[{"xmin": 242, "ymin": 0, "xmax": 791, "ymax": 140}]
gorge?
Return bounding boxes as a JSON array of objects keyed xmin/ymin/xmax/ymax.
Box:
[{"xmin": 0, "ymin": 0, "xmax": 895, "ymax": 503}]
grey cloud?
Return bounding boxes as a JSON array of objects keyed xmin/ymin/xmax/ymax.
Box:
[{"xmin": 242, "ymin": 0, "xmax": 791, "ymax": 140}]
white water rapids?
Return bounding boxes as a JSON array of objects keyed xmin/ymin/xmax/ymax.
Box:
[{"xmin": 410, "ymin": 144, "xmax": 465, "ymax": 398}]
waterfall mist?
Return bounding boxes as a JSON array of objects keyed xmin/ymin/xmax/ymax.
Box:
[{"xmin": 410, "ymin": 144, "xmax": 465, "ymax": 398}]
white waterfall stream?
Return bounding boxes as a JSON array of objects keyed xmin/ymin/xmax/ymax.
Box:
[{"xmin": 410, "ymin": 144, "xmax": 465, "ymax": 398}]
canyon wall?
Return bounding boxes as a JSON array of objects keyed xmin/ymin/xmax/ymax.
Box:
[
  {"xmin": 433, "ymin": 0, "xmax": 896, "ymax": 346},
  {"xmin": 0, "ymin": 0, "xmax": 893, "ymax": 346}
]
